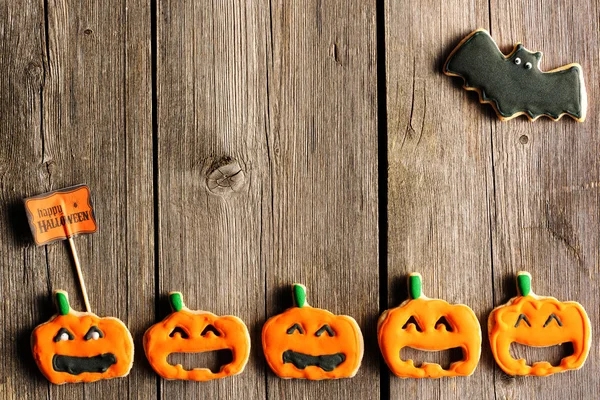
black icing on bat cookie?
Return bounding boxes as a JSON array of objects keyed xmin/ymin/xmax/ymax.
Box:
[{"xmin": 444, "ymin": 29, "xmax": 587, "ymax": 122}]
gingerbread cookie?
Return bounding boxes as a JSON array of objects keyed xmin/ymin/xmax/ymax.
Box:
[
  {"xmin": 262, "ymin": 284, "xmax": 363, "ymax": 380},
  {"xmin": 144, "ymin": 292, "xmax": 250, "ymax": 381},
  {"xmin": 488, "ymin": 271, "xmax": 591, "ymax": 376},
  {"xmin": 378, "ymin": 273, "xmax": 481, "ymax": 378},
  {"xmin": 31, "ymin": 290, "xmax": 134, "ymax": 384},
  {"xmin": 444, "ymin": 28, "xmax": 587, "ymax": 121}
]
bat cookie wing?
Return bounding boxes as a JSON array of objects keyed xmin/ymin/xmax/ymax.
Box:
[{"xmin": 444, "ymin": 29, "xmax": 587, "ymax": 122}]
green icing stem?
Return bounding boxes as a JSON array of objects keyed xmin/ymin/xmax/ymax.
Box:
[
  {"xmin": 408, "ymin": 273, "xmax": 422, "ymax": 299},
  {"xmin": 169, "ymin": 292, "xmax": 184, "ymax": 312},
  {"xmin": 292, "ymin": 284, "xmax": 306, "ymax": 308},
  {"xmin": 55, "ymin": 291, "xmax": 70, "ymax": 316},
  {"xmin": 517, "ymin": 272, "xmax": 532, "ymax": 296}
]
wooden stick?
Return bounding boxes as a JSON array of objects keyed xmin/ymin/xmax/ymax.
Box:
[{"xmin": 68, "ymin": 237, "xmax": 91, "ymax": 312}]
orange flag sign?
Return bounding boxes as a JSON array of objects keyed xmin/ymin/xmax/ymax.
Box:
[{"xmin": 24, "ymin": 185, "xmax": 97, "ymax": 246}]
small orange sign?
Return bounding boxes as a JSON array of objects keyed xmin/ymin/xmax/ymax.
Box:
[{"xmin": 24, "ymin": 185, "xmax": 97, "ymax": 246}]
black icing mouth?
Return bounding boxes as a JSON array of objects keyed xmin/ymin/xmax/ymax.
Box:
[
  {"xmin": 282, "ymin": 350, "xmax": 346, "ymax": 372},
  {"xmin": 52, "ymin": 353, "xmax": 117, "ymax": 375}
]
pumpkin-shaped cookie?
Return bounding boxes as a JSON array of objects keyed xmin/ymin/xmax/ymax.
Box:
[
  {"xmin": 262, "ymin": 284, "xmax": 364, "ymax": 380},
  {"xmin": 488, "ymin": 271, "xmax": 591, "ymax": 376},
  {"xmin": 143, "ymin": 292, "xmax": 250, "ymax": 381},
  {"xmin": 31, "ymin": 290, "xmax": 134, "ymax": 384},
  {"xmin": 378, "ymin": 273, "xmax": 481, "ymax": 378}
]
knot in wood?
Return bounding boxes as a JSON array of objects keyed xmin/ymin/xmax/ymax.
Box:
[
  {"xmin": 206, "ymin": 157, "xmax": 245, "ymax": 195},
  {"xmin": 519, "ymin": 135, "xmax": 529, "ymax": 144},
  {"xmin": 25, "ymin": 62, "xmax": 44, "ymax": 87}
]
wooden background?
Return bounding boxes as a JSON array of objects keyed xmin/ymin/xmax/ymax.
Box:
[{"xmin": 0, "ymin": 0, "xmax": 598, "ymax": 398}]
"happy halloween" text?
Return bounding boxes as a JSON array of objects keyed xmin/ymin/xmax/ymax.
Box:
[{"xmin": 36, "ymin": 211, "xmax": 92, "ymax": 234}]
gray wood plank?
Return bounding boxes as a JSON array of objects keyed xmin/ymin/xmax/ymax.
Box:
[
  {"xmin": 156, "ymin": 1, "xmax": 270, "ymax": 398},
  {"xmin": 489, "ymin": 0, "xmax": 600, "ymax": 398},
  {"xmin": 264, "ymin": 1, "xmax": 380, "ymax": 398},
  {"xmin": 9, "ymin": 0, "xmax": 154, "ymax": 398},
  {"xmin": 0, "ymin": 0, "xmax": 52, "ymax": 398},
  {"xmin": 384, "ymin": 0, "xmax": 496, "ymax": 398},
  {"xmin": 123, "ymin": 0, "xmax": 156, "ymax": 397}
]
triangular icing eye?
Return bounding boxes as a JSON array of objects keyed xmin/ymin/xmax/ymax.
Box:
[
  {"xmin": 200, "ymin": 324, "xmax": 221, "ymax": 337},
  {"xmin": 401, "ymin": 316, "xmax": 423, "ymax": 332},
  {"xmin": 286, "ymin": 323, "xmax": 304, "ymax": 335},
  {"xmin": 315, "ymin": 324, "xmax": 335, "ymax": 337},
  {"xmin": 434, "ymin": 316, "xmax": 453, "ymax": 331},
  {"xmin": 84, "ymin": 326, "xmax": 104, "ymax": 341},
  {"xmin": 515, "ymin": 314, "xmax": 532, "ymax": 327},
  {"xmin": 53, "ymin": 328, "xmax": 74, "ymax": 342},
  {"xmin": 169, "ymin": 326, "xmax": 190, "ymax": 338},
  {"xmin": 544, "ymin": 313, "xmax": 563, "ymax": 327}
]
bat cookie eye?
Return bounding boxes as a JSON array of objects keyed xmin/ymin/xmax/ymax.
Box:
[
  {"xmin": 524, "ymin": 62, "xmax": 532, "ymax": 69},
  {"xmin": 514, "ymin": 57, "xmax": 521, "ymax": 65}
]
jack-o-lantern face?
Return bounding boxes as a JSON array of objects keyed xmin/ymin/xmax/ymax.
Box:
[
  {"xmin": 143, "ymin": 292, "xmax": 250, "ymax": 381},
  {"xmin": 262, "ymin": 284, "xmax": 364, "ymax": 380},
  {"xmin": 489, "ymin": 271, "xmax": 591, "ymax": 376},
  {"xmin": 378, "ymin": 273, "xmax": 481, "ymax": 378},
  {"xmin": 31, "ymin": 290, "xmax": 134, "ymax": 384}
]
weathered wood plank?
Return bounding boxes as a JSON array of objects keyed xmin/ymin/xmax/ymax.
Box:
[
  {"xmin": 0, "ymin": 0, "xmax": 52, "ymax": 398},
  {"xmin": 384, "ymin": 0, "xmax": 495, "ymax": 398},
  {"xmin": 123, "ymin": 0, "xmax": 156, "ymax": 397},
  {"xmin": 489, "ymin": 1, "xmax": 600, "ymax": 398},
  {"xmin": 156, "ymin": 1, "xmax": 270, "ymax": 398},
  {"xmin": 264, "ymin": 1, "xmax": 380, "ymax": 398},
  {"xmin": 11, "ymin": 0, "xmax": 153, "ymax": 398}
]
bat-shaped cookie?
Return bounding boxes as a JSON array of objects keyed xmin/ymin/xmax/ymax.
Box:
[{"xmin": 444, "ymin": 29, "xmax": 587, "ymax": 122}]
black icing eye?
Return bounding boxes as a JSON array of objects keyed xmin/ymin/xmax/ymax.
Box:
[
  {"xmin": 524, "ymin": 62, "xmax": 532, "ymax": 69},
  {"xmin": 515, "ymin": 314, "xmax": 532, "ymax": 327},
  {"xmin": 315, "ymin": 324, "xmax": 335, "ymax": 337},
  {"xmin": 84, "ymin": 326, "xmax": 104, "ymax": 341},
  {"xmin": 434, "ymin": 317, "xmax": 453, "ymax": 332},
  {"xmin": 200, "ymin": 324, "xmax": 221, "ymax": 337},
  {"xmin": 54, "ymin": 328, "xmax": 74, "ymax": 342},
  {"xmin": 514, "ymin": 57, "xmax": 521, "ymax": 65},
  {"xmin": 169, "ymin": 326, "xmax": 190, "ymax": 338},
  {"xmin": 401, "ymin": 316, "xmax": 423, "ymax": 332},
  {"xmin": 286, "ymin": 323, "xmax": 304, "ymax": 335},
  {"xmin": 544, "ymin": 313, "xmax": 563, "ymax": 327}
]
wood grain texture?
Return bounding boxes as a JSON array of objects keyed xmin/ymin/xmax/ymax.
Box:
[
  {"xmin": 386, "ymin": 0, "xmax": 600, "ymax": 398},
  {"xmin": 0, "ymin": 0, "xmax": 52, "ymax": 398},
  {"xmin": 156, "ymin": 1, "xmax": 270, "ymax": 398},
  {"xmin": 44, "ymin": 0, "xmax": 155, "ymax": 397},
  {"xmin": 384, "ymin": 0, "xmax": 495, "ymax": 398},
  {"xmin": 489, "ymin": 0, "xmax": 600, "ymax": 398},
  {"xmin": 2, "ymin": 0, "xmax": 600, "ymax": 398},
  {"xmin": 265, "ymin": 0, "xmax": 379, "ymax": 398},
  {"xmin": 0, "ymin": 0, "xmax": 154, "ymax": 398}
]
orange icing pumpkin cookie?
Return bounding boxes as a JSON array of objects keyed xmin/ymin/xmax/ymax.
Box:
[
  {"xmin": 378, "ymin": 273, "xmax": 481, "ymax": 378},
  {"xmin": 488, "ymin": 271, "xmax": 591, "ymax": 376},
  {"xmin": 31, "ymin": 290, "xmax": 134, "ymax": 384},
  {"xmin": 262, "ymin": 284, "xmax": 364, "ymax": 380},
  {"xmin": 143, "ymin": 292, "xmax": 250, "ymax": 381}
]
